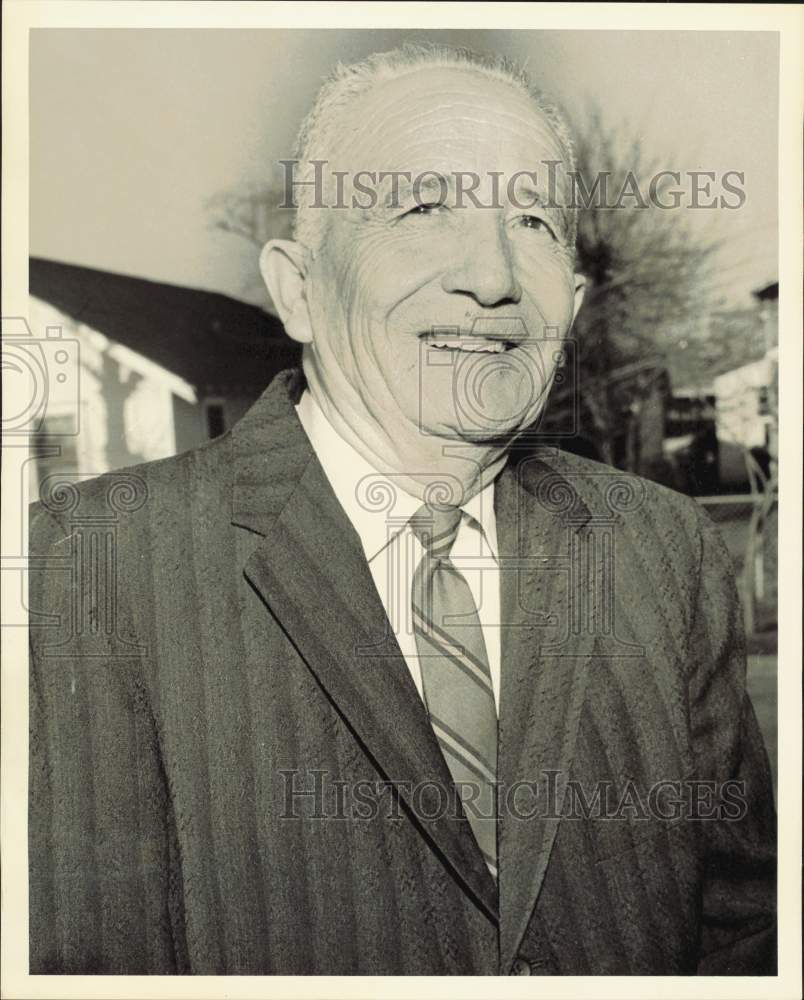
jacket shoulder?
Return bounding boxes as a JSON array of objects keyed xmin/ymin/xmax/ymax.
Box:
[
  {"xmin": 509, "ymin": 447, "xmax": 719, "ymax": 588},
  {"xmin": 29, "ymin": 432, "xmax": 232, "ymax": 553},
  {"xmin": 536, "ymin": 448, "xmax": 708, "ymax": 530}
]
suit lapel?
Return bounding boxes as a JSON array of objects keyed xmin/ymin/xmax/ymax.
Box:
[
  {"xmin": 495, "ymin": 450, "xmax": 596, "ymax": 971},
  {"xmin": 231, "ymin": 370, "xmax": 498, "ymax": 923}
]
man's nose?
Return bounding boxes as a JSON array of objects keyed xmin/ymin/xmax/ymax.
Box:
[{"xmin": 440, "ymin": 216, "xmax": 522, "ymax": 306}]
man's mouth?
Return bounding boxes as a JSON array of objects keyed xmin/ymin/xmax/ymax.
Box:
[{"xmin": 422, "ymin": 336, "xmax": 519, "ymax": 354}]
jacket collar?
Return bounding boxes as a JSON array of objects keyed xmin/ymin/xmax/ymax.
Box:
[{"xmin": 231, "ymin": 367, "xmax": 312, "ymax": 537}]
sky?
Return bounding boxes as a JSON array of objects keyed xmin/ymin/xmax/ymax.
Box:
[{"xmin": 30, "ymin": 28, "xmax": 778, "ymax": 310}]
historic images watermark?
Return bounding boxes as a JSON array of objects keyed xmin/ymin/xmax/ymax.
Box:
[
  {"xmin": 416, "ymin": 321, "xmax": 577, "ymax": 443},
  {"xmin": 3, "ymin": 316, "xmax": 81, "ymax": 630},
  {"xmin": 279, "ymin": 769, "xmax": 750, "ymax": 823},
  {"xmin": 2, "ymin": 315, "xmax": 148, "ymax": 652},
  {"xmin": 278, "ymin": 160, "xmax": 747, "ymax": 212},
  {"xmin": 2, "ymin": 317, "xmax": 81, "ymax": 439}
]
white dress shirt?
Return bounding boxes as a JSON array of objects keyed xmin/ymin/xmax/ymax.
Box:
[{"xmin": 295, "ymin": 389, "xmax": 502, "ymax": 714}]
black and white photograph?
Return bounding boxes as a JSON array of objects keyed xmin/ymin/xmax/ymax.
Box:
[{"xmin": 2, "ymin": 3, "xmax": 801, "ymax": 995}]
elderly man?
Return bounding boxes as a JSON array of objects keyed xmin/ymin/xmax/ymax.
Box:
[{"xmin": 29, "ymin": 45, "xmax": 775, "ymax": 975}]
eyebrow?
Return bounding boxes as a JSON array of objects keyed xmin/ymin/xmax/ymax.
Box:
[
  {"xmin": 381, "ymin": 173, "xmax": 453, "ymax": 209},
  {"xmin": 514, "ymin": 180, "xmax": 543, "ymax": 205}
]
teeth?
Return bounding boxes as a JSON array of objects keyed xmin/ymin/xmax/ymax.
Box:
[{"xmin": 428, "ymin": 340, "xmax": 509, "ymax": 353}]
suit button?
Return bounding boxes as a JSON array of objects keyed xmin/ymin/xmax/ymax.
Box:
[{"xmin": 511, "ymin": 957, "xmax": 532, "ymax": 975}]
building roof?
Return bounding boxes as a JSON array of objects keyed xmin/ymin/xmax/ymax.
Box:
[
  {"xmin": 29, "ymin": 257, "xmax": 301, "ymax": 394},
  {"xmin": 753, "ymin": 281, "xmax": 778, "ymax": 302}
]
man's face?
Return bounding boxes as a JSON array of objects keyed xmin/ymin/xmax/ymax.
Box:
[{"xmin": 300, "ymin": 67, "xmax": 584, "ymax": 448}]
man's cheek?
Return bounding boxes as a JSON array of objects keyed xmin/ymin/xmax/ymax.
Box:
[
  {"xmin": 345, "ymin": 243, "xmax": 409, "ymax": 305},
  {"xmin": 367, "ymin": 233, "xmax": 449, "ymax": 290},
  {"xmin": 523, "ymin": 269, "xmax": 577, "ymax": 332}
]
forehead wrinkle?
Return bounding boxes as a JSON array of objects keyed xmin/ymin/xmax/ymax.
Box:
[
  {"xmin": 351, "ymin": 104, "xmax": 563, "ymax": 163},
  {"xmin": 394, "ymin": 98, "xmax": 563, "ymax": 146},
  {"xmin": 332, "ymin": 80, "xmax": 567, "ymax": 173},
  {"xmin": 368, "ymin": 145, "xmax": 568, "ymax": 204},
  {"xmin": 347, "ymin": 71, "xmax": 544, "ymax": 129},
  {"xmin": 374, "ymin": 91, "xmax": 543, "ymax": 131},
  {"xmin": 335, "ymin": 119, "xmax": 567, "ymax": 188},
  {"xmin": 398, "ymin": 119, "xmax": 562, "ymax": 163}
]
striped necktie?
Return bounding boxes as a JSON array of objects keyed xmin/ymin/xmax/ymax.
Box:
[{"xmin": 410, "ymin": 502, "xmax": 498, "ymax": 880}]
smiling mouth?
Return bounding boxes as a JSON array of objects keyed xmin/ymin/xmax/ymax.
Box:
[{"xmin": 422, "ymin": 336, "xmax": 520, "ymax": 354}]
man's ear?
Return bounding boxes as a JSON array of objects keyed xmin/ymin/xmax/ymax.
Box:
[
  {"xmin": 259, "ymin": 239, "xmax": 314, "ymax": 344},
  {"xmin": 571, "ymin": 273, "xmax": 586, "ymax": 326}
]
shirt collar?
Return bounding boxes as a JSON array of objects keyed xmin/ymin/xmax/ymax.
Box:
[{"xmin": 295, "ymin": 389, "xmax": 498, "ymax": 564}]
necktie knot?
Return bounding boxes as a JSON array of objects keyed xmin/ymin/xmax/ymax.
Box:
[{"xmin": 410, "ymin": 503, "xmax": 462, "ymax": 561}]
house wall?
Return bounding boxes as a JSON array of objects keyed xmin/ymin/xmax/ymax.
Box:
[
  {"xmin": 172, "ymin": 393, "xmax": 261, "ymax": 456},
  {"xmin": 27, "ymin": 297, "xmax": 198, "ymax": 499},
  {"xmin": 714, "ymin": 357, "xmax": 773, "ymax": 453}
]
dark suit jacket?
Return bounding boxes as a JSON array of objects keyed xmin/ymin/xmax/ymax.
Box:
[{"xmin": 29, "ymin": 368, "xmax": 776, "ymax": 975}]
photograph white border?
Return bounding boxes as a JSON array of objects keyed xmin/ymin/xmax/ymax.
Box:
[{"xmin": 3, "ymin": 4, "xmax": 801, "ymax": 998}]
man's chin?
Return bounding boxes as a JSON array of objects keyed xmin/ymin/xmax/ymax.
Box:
[
  {"xmin": 416, "ymin": 371, "xmax": 549, "ymax": 443},
  {"xmin": 420, "ymin": 413, "xmax": 536, "ymax": 447}
]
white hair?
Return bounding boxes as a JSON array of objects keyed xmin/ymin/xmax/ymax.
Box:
[{"xmin": 290, "ymin": 42, "xmax": 578, "ymax": 253}]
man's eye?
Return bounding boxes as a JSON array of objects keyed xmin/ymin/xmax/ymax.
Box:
[
  {"xmin": 406, "ymin": 201, "xmax": 446, "ymax": 217},
  {"xmin": 518, "ymin": 215, "xmax": 555, "ymax": 237}
]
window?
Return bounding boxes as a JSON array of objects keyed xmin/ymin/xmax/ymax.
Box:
[
  {"xmin": 204, "ymin": 401, "xmax": 226, "ymax": 439},
  {"xmin": 30, "ymin": 414, "xmax": 79, "ymax": 502}
]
